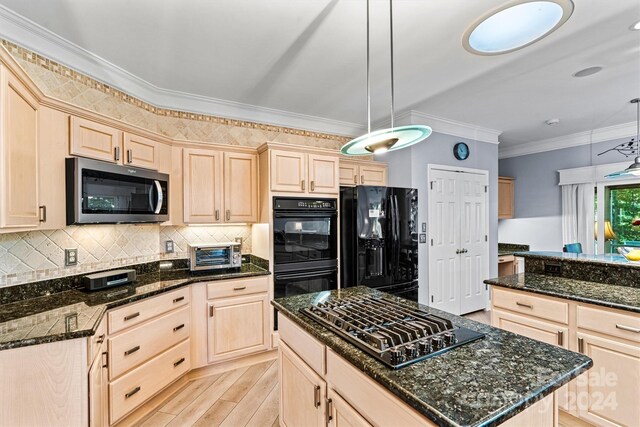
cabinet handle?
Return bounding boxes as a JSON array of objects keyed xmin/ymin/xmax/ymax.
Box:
[
  {"xmin": 124, "ymin": 312, "xmax": 140, "ymax": 321},
  {"xmin": 173, "ymin": 324, "xmax": 185, "ymax": 332},
  {"xmin": 102, "ymin": 351, "xmax": 109, "ymax": 369},
  {"xmin": 361, "ymin": 175, "xmax": 365, "ymax": 184},
  {"xmin": 578, "ymin": 337, "xmax": 584, "ymax": 353},
  {"xmin": 209, "ymin": 306, "xmax": 214, "ymax": 317},
  {"xmin": 173, "ymin": 296, "xmax": 185, "ymax": 303},
  {"xmin": 173, "ymin": 357, "xmax": 186, "ymax": 367},
  {"xmin": 39, "ymin": 205, "xmax": 47, "ymax": 223},
  {"xmin": 310, "ymin": 181, "xmax": 315, "ymax": 191},
  {"xmin": 615, "ymin": 324, "xmax": 640, "ymax": 333},
  {"xmin": 114, "ymin": 146, "xmax": 120, "ymax": 161},
  {"xmin": 354, "ymin": 175, "xmax": 358, "ymax": 184},
  {"xmin": 325, "ymin": 398, "xmax": 333, "ymax": 421},
  {"xmin": 301, "ymin": 180, "xmax": 305, "ymax": 191},
  {"xmin": 96, "ymin": 334, "xmax": 105, "ymax": 344},
  {"xmin": 127, "ymin": 149, "xmax": 133, "ymax": 164},
  {"xmin": 226, "ymin": 210, "xmax": 231, "ymax": 221},
  {"xmin": 515, "ymin": 302, "xmax": 533, "ymax": 309},
  {"xmin": 215, "ymin": 210, "xmax": 220, "ymax": 221},
  {"xmin": 125, "ymin": 386, "xmax": 141, "ymax": 399},
  {"xmin": 233, "ymin": 286, "xmax": 247, "ymax": 291},
  {"xmin": 124, "ymin": 345, "xmax": 140, "ymax": 356},
  {"xmin": 557, "ymin": 331, "xmax": 563, "ymax": 346},
  {"xmin": 313, "ymin": 385, "xmax": 321, "ymax": 408}
]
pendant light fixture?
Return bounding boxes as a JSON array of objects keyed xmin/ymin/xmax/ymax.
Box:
[
  {"xmin": 606, "ymin": 98, "xmax": 640, "ymax": 179},
  {"xmin": 341, "ymin": 0, "xmax": 431, "ymax": 156}
]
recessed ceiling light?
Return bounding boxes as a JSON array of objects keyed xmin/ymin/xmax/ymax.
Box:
[
  {"xmin": 545, "ymin": 118, "xmax": 560, "ymax": 126},
  {"xmin": 631, "ymin": 20, "xmax": 640, "ymax": 31},
  {"xmin": 463, "ymin": 0, "xmax": 574, "ymax": 55},
  {"xmin": 573, "ymin": 66, "xmax": 603, "ymax": 77}
]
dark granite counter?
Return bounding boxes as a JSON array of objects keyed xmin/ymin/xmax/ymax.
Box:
[
  {"xmin": 0, "ymin": 260, "xmax": 270, "ymax": 350},
  {"xmin": 517, "ymin": 251, "xmax": 639, "ymax": 267},
  {"xmin": 272, "ymin": 287, "xmax": 592, "ymax": 427},
  {"xmin": 484, "ymin": 273, "xmax": 640, "ymax": 314},
  {"xmin": 498, "ymin": 243, "xmax": 530, "ymax": 257}
]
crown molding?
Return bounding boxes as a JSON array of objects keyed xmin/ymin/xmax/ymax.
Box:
[
  {"xmin": 499, "ymin": 121, "xmax": 638, "ymax": 159},
  {"xmin": 376, "ymin": 110, "xmax": 502, "ymax": 144},
  {"xmin": 0, "ymin": 5, "xmax": 364, "ymax": 137}
]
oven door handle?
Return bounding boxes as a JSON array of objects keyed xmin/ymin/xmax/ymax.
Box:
[{"xmin": 275, "ymin": 269, "xmax": 337, "ymax": 281}]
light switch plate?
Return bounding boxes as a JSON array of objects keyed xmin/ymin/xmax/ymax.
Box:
[
  {"xmin": 422, "ymin": 222, "xmax": 427, "ymax": 232},
  {"xmin": 419, "ymin": 234, "xmax": 427, "ymax": 244},
  {"xmin": 65, "ymin": 248, "xmax": 78, "ymax": 266},
  {"xmin": 165, "ymin": 240, "xmax": 174, "ymax": 253}
]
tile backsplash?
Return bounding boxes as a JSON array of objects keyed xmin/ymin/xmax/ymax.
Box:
[{"xmin": 0, "ymin": 224, "xmax": 253, "ymax": 288}]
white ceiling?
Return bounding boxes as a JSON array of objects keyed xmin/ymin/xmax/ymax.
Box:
[{"xmin": 0, "ymin": 0, "xmax": 639, "ymax": 148}]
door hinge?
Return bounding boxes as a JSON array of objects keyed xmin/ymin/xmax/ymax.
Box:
[
  {"xmin": 430, "ymin": 181, "xmax": 434, "ymax": 190},
  {"xmin": 431, "ymin": 295, "xmax": 434, "ymax": 303},
  {"xmin": 484, "ymin": 185, "xmax": 488, "ymax": 193},
  {"xmin": 430, "ymin": 238, "xmax": 434, "ymax": 246},
  {"xmin": 485, "ymin": 235, "xmax": 488, "ymax": 242}
]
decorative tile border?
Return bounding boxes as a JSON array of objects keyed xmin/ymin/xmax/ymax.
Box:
[{"xmin": 0, "ymin": 39, "xmax": 351, "ymax": 144}]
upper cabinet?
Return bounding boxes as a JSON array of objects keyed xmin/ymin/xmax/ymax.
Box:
[
  {"xmin": 498, "ymin": 176, "xmax": 515, "ymax": 219},
  {"xmin": 339, "ymin": 159, "xmax": 387, "ymax": 187},
  {"xmin": 70, "ymin": 117, "xmax": 160, "ymax": 170},
  {"xmin": 183, "ymin": 147, "xmax": 259, "ymax": 224},
  {"xmin": 267, "ymin": 148, "xmax": 339, "ymax": 195},
  {"xmin": 0, "ymin": 65, "xmax": 40, "ymax": 228}
]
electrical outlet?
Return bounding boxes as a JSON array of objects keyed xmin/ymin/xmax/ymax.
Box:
[
  {"xmin": 165, "ymin": 240, "xmax": 174, "ymax": 253},
  {"xmin": 421, "ymin": 222, "xmax": 427, "ymax": 232},
  {"xmin": 419, "ymin": 233, "xmax": 427, "ymax": 244},
  {"xmin": 235, "ymin": 237, "xmax": 243, "ymax": 246},
  {"xmin": 65, "ymin": 248, "xmax": 78, "ymax": 266}
]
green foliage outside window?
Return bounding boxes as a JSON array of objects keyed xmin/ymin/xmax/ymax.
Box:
[{"xmin": 610, "ymin": 186, "xmax": 640, "ymax": 246}]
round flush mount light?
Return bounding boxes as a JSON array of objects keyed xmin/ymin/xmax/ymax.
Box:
[
  {"xmin": 463, "ymin": 0, "xmax": 574, "ymax": 55},
  {"xmin": 631, "ymin": 20, "xmax": 640, "ymax": 31},
  {"xmin": 545, "ymin": 118, "xmax": 560, "ymax": 126},
  {"xmin": 573, "ymin": 66, "xmax": 603, "ymax": 77},
  {"xmin": 341, "ymin": 125, "xmax": 432, "ymax": 156}
]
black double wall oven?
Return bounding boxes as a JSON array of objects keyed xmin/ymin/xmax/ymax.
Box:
[{"xmin": 273, "ymin": 197, "xmax": 338, "ymax": 328}]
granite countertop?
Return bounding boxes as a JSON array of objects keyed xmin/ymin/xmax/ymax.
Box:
[
  {"xmin": 272, "ymin": 287, "xmax": 592, "ymax": 427},
  {"xmin": 484, "ymin": 273, "xmax": 640, "ymax": 313},
  {"xmin": 516, "ymin": 251, "xmax": 640, "ymax": 268},
  {"xmin": 0, "ymin": 263, "xmax": 270, "ymax": 350},
  {"xmin": 498, "ymin": 243, "xmax": 530, "ymax": 257}
]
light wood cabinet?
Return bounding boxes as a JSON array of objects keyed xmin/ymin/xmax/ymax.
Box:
[
  {"xmin": 328, "ymin": 388, "xmax": 372, "ymax": 427},
  {"xmin": 0, "ymin": 65, "xmax": 40, "ymax": 228},
  {"xmin": 339, "ymin": 160, "xmax": 387, "ymax": 187},
  {"xmin": 207, "ymin": 292, "xmax": 269, "ymax": 363},
  {"xmin": 70, "ymin": 116, "xmax": 122, "ymax": 163},
  {"xmin": 279, "ymin": 341, "xmax": 327, "ymax": 427},
  {"xmin": 223, "ymin": 152, "xmax": 259, "ymax": 222},
  {"xmin": 269, "ymin": 149, "xmax": 339, "ymax": 194},
  {"xmin": 498, "ymin": 176, "xmax": 514, "ymax": 219},
  {"xmin": 308, "ymin": 153, "xmax": 340, "ymax": 193},
  {"xmin": 492, "ymin": 309, "xmax": 568, "ymax": 348},
  {"xmin": 498, "ymin": 254, "xmax": 518, "ymax": 277},
  {"xmin": 123, "ymin": 132, "xmax": 160, "ymax": 170},
  {"xmin": 88, "ymin": 332, "xmax": 108, "ymax": 427},
  {"xmin": 183, "ymin": 148, "xmax": 223, "ymax": 223}
]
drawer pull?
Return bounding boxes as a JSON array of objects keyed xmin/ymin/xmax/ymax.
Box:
[
  {"xmin": 515, "ymin": 302, "xmax": 533, "ymax": 309},
  {"xmin": 233, "ymin": 286, "xmax": 247, "ymax": 291},
  {"xmin": 326, "ymin": 398, "xmax": 333, "ymax": 421},
  {"xmin": 301, "ymin": 180, "xmax": 305, "ymax": 191},
  {"xmin": 616, "ymin": 324, "xmax": 640, "ymax": 333},
  {"xmin": 226, "ymin": 210, "xmax": 231, "ymax": 221},
  {"xmin": 310, "ymin": 181, "xmax": 315, "ymax": 191},
  {"xmin": 96, "ymin": 334, "xmax": 105, "ymax": 344},
  {"xmin": 124, "ymin": 345, "xmax": 140, "ymax": 356},
  {"xmin": 173, "ymin": 324, "xmax": 185, "ymax": 332},
  {"xmin": 173, "ymin": 296, "xmax": 185, "ymax": 303},
  {"xmin": 174, "ymin": 357, "xmax": 186, "ymax": 367},
  {"xmin": 314, "ymin": 385, "xmax": 321, "ymax": 408},
  {"xmin": 578, "ymin": 337, "xmax": 584, "ymax": 353},
  {"xmin": 215, "ymin": 210, "xmax": 220, "ymax": 221},
  {"xmin": 557, "ymin": 331, "xmax": 564, "ymax": 346},
  {"xmin": 125, "ymin": 386, "xmax": 141, "ymax": 399},
  {"xmin": 124, "ymin": 312, "xmax": 140, "ymax": 321},
  {"xmin": 209, "ymin": 306, "xmax": 214, "ymax": 317}
]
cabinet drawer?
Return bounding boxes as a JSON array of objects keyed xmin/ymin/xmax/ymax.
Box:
[
  {"xmin": 206, "ymin": 276, "xmax": 268, "ymax": 299},
  {"xmin": 492, "ymin": 288, "xmax": 568, "ymax": 324},
  {"xmin": 108, "ymin": 287, "xmax": 190, "ymax": 334},
  {"xmin": 577, "ymin": 305, "xmax": 640, "ymax": 343},
  {"xmin": 279, "ymin": 314, "xmax": 325, "ymax": 376},
  {"xmin": 109, "ymin": 306, "xmax": 190, "ymax": 379},
  {"xmin": 87, "ymin": 317, "xmax": 106, "ymax": 366},
  {"xmin": 109, "ymin": 340, "xmax": 190, "ymax": 424},
  {"xmin": 498, "ymin": 255, "xmax": 515, "ymax": 263}
]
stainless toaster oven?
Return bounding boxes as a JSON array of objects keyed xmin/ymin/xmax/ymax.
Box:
[{"xmin": 189, "ymin": 243, "xmax": 241, "ymax": 271}]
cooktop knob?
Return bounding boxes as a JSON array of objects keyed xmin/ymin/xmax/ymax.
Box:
[
  {"xmin": 389, "ymin": 347, "xmax": 403, "ymax": 364},
  {"xmin": 431, "ymin": 336, "xmax": 444, "ymax": 350},
  {"xmin": 404, "ymin": 344, "xmax": 417, "ymax": 359},
  {"xmin": 444, "ymin": 332, "xmax": 457, "ymax": 345},
  {"xmin": 418, "ymin": 340, "xmax": 431, "ymax": 354}
]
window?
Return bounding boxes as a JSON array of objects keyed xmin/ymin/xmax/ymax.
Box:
[{"xmin": 604, "ymin": 184, "xmax": 640, "ymax": 253}]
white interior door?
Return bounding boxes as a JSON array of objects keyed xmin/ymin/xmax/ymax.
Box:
[
  {"xmin": 459, "ymin": 173, "xmax": 489, "ymax": 314},
  {"xmin": 428, "ymin": 169, "xmax": 461, "ymax": 315}
]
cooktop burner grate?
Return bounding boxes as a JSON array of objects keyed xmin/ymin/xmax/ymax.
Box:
[{"xmin": 301, "ymin": 294, "xmax": 484, "ymax": 369}]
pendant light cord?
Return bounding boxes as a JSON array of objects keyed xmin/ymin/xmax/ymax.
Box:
[
  {"xmin": 636, "ymin": 99, "xmax": 639, "ymax": 156},
  {"xmin": 366, "ymin": 0, "xmax": 371, "ymax": 135},
  {"xmin": 389, "ymin": 0, "xmax": 395, "ymax": 129}
]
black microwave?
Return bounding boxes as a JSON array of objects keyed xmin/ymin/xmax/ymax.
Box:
[{"xmin": 66, "ymin": 157, "xmax": 169, "ymax": 224}]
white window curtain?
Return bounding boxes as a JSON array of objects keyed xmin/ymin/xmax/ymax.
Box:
[{"xmin": 561, "ymin": 183, "xmax": 595, "ymax": 253}]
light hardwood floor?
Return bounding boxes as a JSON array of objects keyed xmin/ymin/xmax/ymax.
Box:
[
  {"xmin": 136, "ymin": 360, "xmax": 279, "ymax": 427},
  {"xmin": 463, "ymin": 309, "xmax": 491, "ymax": 325}
]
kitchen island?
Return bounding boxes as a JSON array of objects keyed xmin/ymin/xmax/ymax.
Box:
[{"xmin": 273, "ymin": 286, "xmax": 592, "ymax": 427}]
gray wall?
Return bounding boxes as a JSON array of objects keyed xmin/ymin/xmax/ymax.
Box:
[
  {"xmin": 498, "ymin": 137, "xmax": 632, "ymax": 251},
  {"xmin": 378, "ymin": 132, "xmax": 499, "ymax": 306}
]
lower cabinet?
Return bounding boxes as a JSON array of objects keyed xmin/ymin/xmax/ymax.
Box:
[
  {"xmin": 88, "ymin": 321, "xmax": 108, "ymax": 427},
  {"xmin": 328, "ymin": 388, "xmax": 372, "ymax": 427}
]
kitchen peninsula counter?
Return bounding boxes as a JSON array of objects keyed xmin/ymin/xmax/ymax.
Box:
[{"xmin": 273, "ymin": 286, "xmax": 592, "ymax": 427}]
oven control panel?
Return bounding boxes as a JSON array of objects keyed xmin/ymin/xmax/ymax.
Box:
[{"xmin": 274, "ymin": 197, "xmax": 337, "ymax": 211}]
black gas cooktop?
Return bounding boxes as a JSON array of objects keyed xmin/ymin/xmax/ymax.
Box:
[{"xmin": 301, "ymin": 294, "xmax": 484, "ymax": 369}]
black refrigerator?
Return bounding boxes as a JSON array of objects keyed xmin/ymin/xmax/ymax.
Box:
[{"xmin": 340, "ymin": 186, "xmax": 419, "ymax": 301}]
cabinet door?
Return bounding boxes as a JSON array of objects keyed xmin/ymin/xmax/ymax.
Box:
[
  {"xmin": 88, "ymin": 342, "xmax": 107, "ymax": 427},
  {"xmin": 207, "ymin": 293, "xmax": 269, "ymax": 363},
  {"xmin": 223, "ymin": 152, "xmax": 258, "ymax": 222},
  {"xmin": 359, "ymin": 164, "xmax": 387, "ymax": 186},
  {"xmin": 279, "ymin": 341, "xmax": 326, "ymax": 427},
  {"xmin": 576, "ymin": 332, "xmax": 640, "ymax": 427},
  {"xmin": 339, "ymin": 162, "xmax": 359, "ymax": 187},
  {"xmin": 270, "ymin": 150, "xmax": 306, "ymax": 192},
  {"xmin": 69, "ymin": 116, "xmax": 121, "ymax": 163},
  {"xmin": 308, "ymin": 154, "xmax": 339, "ymax": 194},
  {"xmin": 328, "ymin": 388, "xmax": 372, "ymax": 427},
  {"xmin": 122, "ymin": 132, "xmax": 159, "ymax": 170},
  {"xmin": 498, "ymin": 177, "xmax": 514, "ymax": 219},
  {"xmin": 0, "ymin": 68, "xmax": 40, "ymax": 228},
  {"xmin": 183, "ymin": 148, "xmax": 223, "ymax": 223}
]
